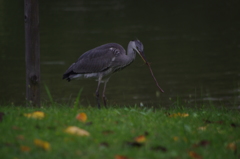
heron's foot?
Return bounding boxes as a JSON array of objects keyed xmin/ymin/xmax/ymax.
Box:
[
  {"xmin": 102, "ymin": 95, "xmax": 107, "ymax": 108},
  {"xmin": 95, "ymin": 91, "xmax": 101, "ymax": 109}
]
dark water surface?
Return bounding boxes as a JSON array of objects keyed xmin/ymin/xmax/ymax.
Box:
[{"xmin": 1, "ymin": 0, "xmax": 240, "ymax": 108}]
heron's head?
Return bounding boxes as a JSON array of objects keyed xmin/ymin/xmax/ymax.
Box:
[{"xmin": 130, "ymin": 39, "xmax": 147, "ymax": 64}]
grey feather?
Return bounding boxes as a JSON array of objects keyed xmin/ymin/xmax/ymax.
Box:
[
  {"xmin": 63, "ymin": 40, "xmax": 145, "ymax": 82},
  {"xmin": 62, "ymin": 40, "xmax": 146, "ymax": 108}
]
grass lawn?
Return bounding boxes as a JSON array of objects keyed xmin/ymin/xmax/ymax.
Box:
[{"xmin": 0, "ymin": 104, "xmax": 239, "ymax": 159}]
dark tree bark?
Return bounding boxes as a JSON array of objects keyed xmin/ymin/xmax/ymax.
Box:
[{"xmin": 24, "ymin": 0, "xmax": 40, "ymax": 106}]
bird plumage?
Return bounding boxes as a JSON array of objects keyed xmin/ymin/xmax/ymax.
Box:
[
  {"xmin": 63, "ymin": 40, "xmax": 146, "ymax": 108},
  {"xmin": 63, "ymin": 42, "xmax": 138, "ymax": 81}
]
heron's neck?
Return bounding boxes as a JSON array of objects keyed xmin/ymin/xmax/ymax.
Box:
[{"xmin": 126, "ymin": 42, "xmax": 137, "ymax": 61}]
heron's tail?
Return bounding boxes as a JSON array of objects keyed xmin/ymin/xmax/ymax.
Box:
[{"xmin": 63, "ymin": 63, "xmax": 76, "ymax": 81}]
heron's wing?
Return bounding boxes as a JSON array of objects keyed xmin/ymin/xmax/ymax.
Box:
[{"xmin": 72, "ymin": 43, "xmax": 124, "ymax": 73}]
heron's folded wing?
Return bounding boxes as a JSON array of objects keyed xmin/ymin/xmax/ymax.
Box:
[{"xmin": 73, "ymin": 43, "xmax": 123, "ymax": 73}]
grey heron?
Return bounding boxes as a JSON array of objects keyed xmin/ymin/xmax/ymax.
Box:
[{"xmin": 63, "ymin": 39, "xmax": 163, "ymax": 108}]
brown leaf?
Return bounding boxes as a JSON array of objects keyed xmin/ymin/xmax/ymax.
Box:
[
  {"xmin": 203, "ymin": 119, "xmax": 212, "ymax": 124},
  {"xmin": 188, "ymin": 151, "xmax": 202, "ymax": 159},
  {"xmin": 199, "ymin": 140, "xmax": 210, "ymax": 146},
  {"xmin": 193, "ymin": 140, "xmax": 210, "ymax": 148},
  {"xmin": 126, "ymin": 141, "xmax": 143, "ymax": 147},
  {"xmin": 16, "ymin": 135, "xmax": 25, "ymax": 141},
  {"xmin": 151, "ymin": 145, "xmax": 167, "ymax": 152},
  {"xmin": 226, "ymin": 142, "xmax": 237, "ymax": 151},
  {"xmin": 85, "ymin": 121, "xmax": 93, "ymax": 126},
  {"xmin": 231, "ymin": 123, "xmax": 240, "ymax": 128},
  {"xmin": 215, "ymin": 121, "xmax": 224, "ymax": 124},
  {"xmin": 115, "ymin": 155, "xmax": 131, "ymax": 159},
  {"xmin": 203, "ymin": 119, "xmax": 224, "ymax": 124},
  {"xmin": 12, "ymin": 126, "xmax": 21, "ymax": 130},
  {"xmin": 99, "ymin": 142, "xmax": 109, "ymax": 148},
  {"xmin": 20, "ymin": 145, "xmax": 31, "ymax": 152},
  {"xmin": 102, "ymin": 130, "xmax": 114, "ymax": 135}
]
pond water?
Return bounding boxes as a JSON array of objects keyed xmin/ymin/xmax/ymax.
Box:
[{"xmin": 1, "ymin": 0, "xmax": 240, "ymax": 108}]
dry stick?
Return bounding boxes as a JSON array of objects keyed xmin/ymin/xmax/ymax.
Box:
[{"xmin": 146, "ymin": 62, "xmax": 164, "ymax": 93}]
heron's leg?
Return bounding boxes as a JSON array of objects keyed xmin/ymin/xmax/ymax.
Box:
[
  {"xmin": 95, "ymin": 77, "xmax": 102, "ymax": 109},
  {"xmin": 102, "ymin": 78, "xmax": 109, "ymax": 108}
]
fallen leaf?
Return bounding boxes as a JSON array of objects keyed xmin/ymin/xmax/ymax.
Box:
[
  {"xmin": 24, "ymin": 111, "xmax": 45, "ymax": 119},
  {"xmin": 173, "ymin": 136, "xmax": 179, "ymax": 141},
  {"xmin": 34, "ymin": 139, "xmax": 51, "ymax": 151},
  {"xmin": 126, "ymin": 141, "xmax": 143, "ymax": 147},
  {"xmin": 134, "ymin": 135, "xmax": 146, "ymax": 143},
  {"xmin": 193, "ymin": 140, "xmax": 210, "ymax": 148},
  {"xmin": 20, "ymin": 145, "xmax": 31, "ymax": 152},
  {"xmin": 102, "ymin": 130, "xmax": 114, "ymax": 135},
  {"xmin": 65, "ymin": 126, "xmax": 90, "ymax": 136},
  {"xmin": 169, "ymin": 113, "xmax": 189, "ymax": 117},
  {"xmin": 227, "ymin": 142, "xmax": 237, "ymax": 151},
  {"xmin": 76, "ymin": 113, "xmax": 87, "ymax": 122},
  {"xmin": 188, "ymin": 151, "xmax": 202, "ymax": 159},
  {"xmin": 199, "ymin": 140, "xmax": 210, "ymax": 146},
  {"xmin": 231, "ymin": 123, "xmax": 237, "ymax": 127},
  {"xmin": 198, "ymin": 126, "xmax": 207, "ymax": 131},
  {"xmin": 203, "ymin": 119, "xmax": 212, "ymax": 124},
  {"xmin": 99, "ymin": 142, "xmax": 109, "ymax": 148},
  {"xmin": 125, "ymin": 133, "xmax": 147, "ymax": 147},
  {"xmin": 12, "ymin": 126, "xmax": 21, "ymax": 130},
  {"xmin": 85, "ymin": 121, "xmax": 93, "ymax": 126},
  {"xmin": 203, "ymin": 119, "xmax": 224, "ymax": 124},
  {"xmin": 16, "ymin": 135, "xmax": 25, "ymax": 140},
  {"xmin": 215, "ymin": 120, "xmax": 224, "ymax": 124},
  {"xmin": 231, "ymin": 123, "xmax": 240, "ymax": 128},
  {"xmin": 115, "ymin": 155, "xmax": 131, "ymax": 159},
  {"xmin": 151, "ymin": 145, "xmax": 167, "ymax": 152}
]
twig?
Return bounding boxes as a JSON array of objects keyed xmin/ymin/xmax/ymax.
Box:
[{"xmin": 146, "ymin": 62, "xmax": 164, "ymax": 93}]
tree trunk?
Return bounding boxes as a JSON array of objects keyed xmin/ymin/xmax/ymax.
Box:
[{"xmin": 24, "ymin": 0, "xmax": 40, "ymax": 106}]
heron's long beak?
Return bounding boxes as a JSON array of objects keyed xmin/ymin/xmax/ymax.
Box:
[{"xmin": 135, "ymin": 49, "xmax": 147, "ymax": 64}]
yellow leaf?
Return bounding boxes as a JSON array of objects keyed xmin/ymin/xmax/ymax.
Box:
[
  {"xmin": 20, "ymin": 145, "xmax": 31, "ymax": 152},
  {"xmin": 134, "ymin": 135, "xmax": 146, "ymax": 143},
  {"xmin": 34, "ymin": 139, "xmax": 51, "ymax": 151},
  {"xmin": 169, "ymin": 113, "xmax": 189, "ymax": 117},
  {"xmin": 76, "ymin": 113, "xmax": 87, "ymax": 122},
  {"xmin": 173, "ymin": 136, "xmax": 179, "ymax": 141},
  {"xmin": 65, "ymin": 126, "xmax": 90, "ymax": 136},
  {"xmin": 24, "ymin": 111, "xmax": 45, "ymax": 119}
]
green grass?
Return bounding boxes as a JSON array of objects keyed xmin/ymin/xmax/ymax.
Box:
[{"xmin": 0, "ymin": 104, "xmax": 239, "ymax": 159}]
